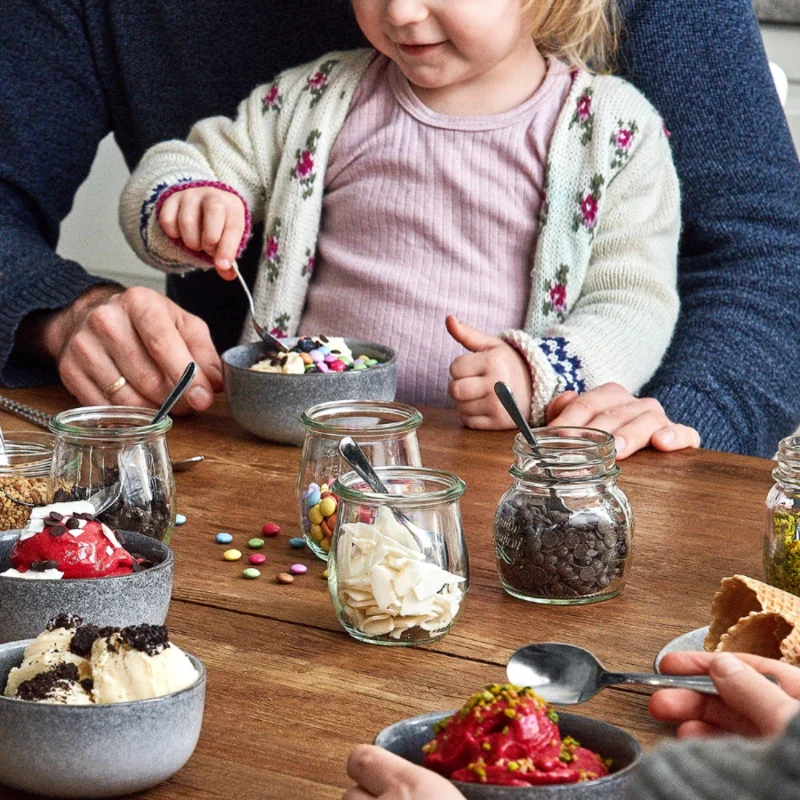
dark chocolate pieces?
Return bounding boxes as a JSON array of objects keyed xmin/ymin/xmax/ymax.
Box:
[
  {"xmin": 15, "ymin": 663, "xmax": 81, "ymax": 702},
  {"xmin": 46, "ymin": 613, "xmax": 84, "ymax": 631}
]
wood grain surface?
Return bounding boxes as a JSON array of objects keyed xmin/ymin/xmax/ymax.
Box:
[{"xmin": 0, "ymin": 387, "xmax": 776, "ymax": 799}]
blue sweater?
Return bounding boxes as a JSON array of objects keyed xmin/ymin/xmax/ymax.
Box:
[{"xmin": 1, "ymin": 0, "xmax": 798, "ymax": 457}]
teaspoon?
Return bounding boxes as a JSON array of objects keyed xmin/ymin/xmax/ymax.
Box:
[{"xmin": 231, "ymin": 261, "xmax": 289, "ymax": 353}]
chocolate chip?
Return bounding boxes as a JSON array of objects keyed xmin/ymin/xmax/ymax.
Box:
[
  {"xmin": 319, "ymin": 334, "xmax": 329, "ymax": 343},
  {"xmin": 48, "ymin": 511, "xmax": 64, "ymax": 522},
  {"xmin": 49, "ymin": 524, "xmax": 67, "ymax": 537},
  {"xmin": 65, "ymin": 517, "xmax": 81, "ymax": 530}
]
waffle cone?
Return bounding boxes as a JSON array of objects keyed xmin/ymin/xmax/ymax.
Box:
[{"xmin": 704, "ymin": 575, "xmax": 800, "ymax": 665}]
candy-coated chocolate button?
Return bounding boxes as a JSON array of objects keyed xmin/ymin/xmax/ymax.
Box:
[
  {"xmin": 308, "ymin": 505, "xmax": 323, "ymax": 525},
  {"xmin": 262, "ymin": 523, "xmax": 280, "ymax": 536},
  {"xmin": 321, "ymin": 569, "xmax": 328, "ymax": 579},
  {"xmin": 242, "ymin": 568, "xmax": 261, "ymax": 579},
  {"xmin": 215, "ymin": 532, "xmax": 233, "ymax": 544},
  {"xmin": 306, "ymin": 489, "xmax": 321, "ymax": 507},
  {"xmin": 319, "ymin": 497, "xmax": 337, "ymax": 517},
  {"xmin": 249, "ymin": 553, "xmax": 267, "ymax": 565},
  {"xmin": 290, "ymin": 563, "xmax": 308, "ymax": 575},
  {"xmin": 276, "ymin": 572, "xmax": 294, "ymax": 584},
  {"xmin": 248, "ymin": 538, "xmax": 265, "ymax": 549},
  {"xmin": 223, "ymin": 549, "xmax": 242, "ymax": 561},
  {"xmin": 176, "ymin": 513, "xmax": 187, "ymax": 526},
  {"xmin": 289, "ymin": 537, "xmax": 306, "ymax": 549}
]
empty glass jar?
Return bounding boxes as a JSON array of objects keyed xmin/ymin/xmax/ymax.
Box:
[
  {"xmin": 493, "ymin": 428, "xmax": 633, "ymax": 605},
  {"xmin": 50, "ymin": 407, "xmax": 176, "ymax": 543},
  {"xmin": 328, "ymin": 466, "xmax": 469, "ymax": 646},
  {"xmin": 764, "ymin": 435, "xmax": 800, "ymax": 596},
  {"xmin": 0, "ymin": 431, "xmax": 53, "ymax": 531},
  {"xmin": 296, "ymin": 401, "xmax": 423, "ymax": 559}
]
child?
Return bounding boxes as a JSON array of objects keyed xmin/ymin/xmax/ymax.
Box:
[{"xmin": 121, "ymin": 0, "xmax": 684, "ymax": 443}]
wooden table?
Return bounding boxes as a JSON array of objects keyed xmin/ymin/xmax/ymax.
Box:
[{"xmin": 0, "ymin": 387, "xmax": 776, "ymax": 799}]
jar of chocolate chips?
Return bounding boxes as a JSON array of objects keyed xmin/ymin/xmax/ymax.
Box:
[{"xmin": 493, "ymin": 427, "xmax": 633, "ymax": 605}]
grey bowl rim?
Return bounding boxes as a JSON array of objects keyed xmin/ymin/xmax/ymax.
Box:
[
  {"xmin": 374, "ymin": 708, "xmax": 643, "ymax": 789},
  {"xmin": 221, "ymin": 337, "xmax": 398, "ymax": 378},
  {"xmin": 0, "ymin": 639, "xmax": 206, "ymax": 710},
  {"xmin": 0, "ymin": 529, "xmax": 173, "ymax": 585}
]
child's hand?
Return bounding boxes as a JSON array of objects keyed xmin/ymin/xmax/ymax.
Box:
[
  {"xmin": 545, "ymin": 383, "xmax": 700, "ymax": 459},
  {"xmin": 446, "ymin": 316, "xmax": 532, "ymax": 429},
  {"xmin": 158, "ymin": 187, "xmax": 245, "ymax": 281}
]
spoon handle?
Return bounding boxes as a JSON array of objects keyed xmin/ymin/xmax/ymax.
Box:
[
  {"xmin": 339, "ymin": 437, "xmax": 389, "ymax": 495},
  {"xmin": 493, "ymin": 382, "xmax": 543, "ymax": 456},
  {"xmin": 152, "ymin": 362, "xmax": 197, "ymax": 425},
  {"xmin": 604, "ymin": 672, "xmax": 718, "ymax": 695}
]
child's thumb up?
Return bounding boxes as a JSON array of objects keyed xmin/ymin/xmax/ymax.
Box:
[{"xmin": 446, "ymin": 315, "xmax": 501, "ymax": 353}]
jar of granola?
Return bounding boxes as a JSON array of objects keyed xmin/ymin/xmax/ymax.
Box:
[
  {"xmin": 0, "ymin": 431, "xmax": 53, "ymax": 531},
  {"xmin": 765, "ymin": 436, "xmax": 800, "ymax": 596}
]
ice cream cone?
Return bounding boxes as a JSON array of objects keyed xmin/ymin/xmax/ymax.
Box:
[{"xmin": 704, "ymin": 575, "xmax": 800, "ymax": 665}]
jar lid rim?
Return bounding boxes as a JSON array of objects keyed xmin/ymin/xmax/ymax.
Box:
[
  {"xmin": 300, "ymin": 401, "xmax": 423, "ymax": 436},
  {"xmin": 333, "ymin": 466, "xmax": 465, "ymax": 507},
  {"xmin": 49, "ymin": 406, "xmax": 172, "ymax": 439}
]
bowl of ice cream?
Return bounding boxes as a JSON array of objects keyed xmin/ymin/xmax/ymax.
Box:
[
  {"xmin": 0, "ymin": 502, "xmax": 173, "ymax": 642},
  {"xmin": 375, "ymin": 685, "xmax": 642, "ymax": 798},
  {"xmin": 222, "ymin": 335, "xmax": 397, "ymax": 445},
  {"xmin": 0, "ymin": 617, "xmax": 205, "ymax": 797}
]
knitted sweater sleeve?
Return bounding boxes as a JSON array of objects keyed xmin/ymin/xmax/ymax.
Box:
[
  {"xmin": 625, "ymin": 714, "xmax": 800, "ymax": 800},
  {"xmin": 503, "ymin": 114, "xmax": 680, "ymax": 424},
  {"xmin": 119, "ymin": 83, "xmax": 280, "ymax": 274}
]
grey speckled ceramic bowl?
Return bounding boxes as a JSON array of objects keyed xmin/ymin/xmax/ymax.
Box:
[
  {"xmin": 0, "ymin": 530, "xmax": 173, "ymax": 643},
  {"xmin": 223, "ymin": 338, "xmax": 397, "ymax": 445},
  {"xmin": 375, "ymin": 710, "xmax": 642, "ymax": 799},
  {"xmin": 0, "ymin": 640, "xmax": 205, "ymax": 797}
]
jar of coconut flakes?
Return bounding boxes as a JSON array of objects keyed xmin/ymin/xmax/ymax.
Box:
[{"xmin": 328, "ymin": 466, "xmax": 469, "ymax": 646}]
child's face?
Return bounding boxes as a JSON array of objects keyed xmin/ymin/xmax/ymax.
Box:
[{"xmin": 352, "ymin": 0, "xmax": 531, "ymax": 94}]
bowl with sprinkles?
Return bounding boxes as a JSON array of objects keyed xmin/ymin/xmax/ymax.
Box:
[{"xmin": 222, "ymin": 336, "xmax": 397, "ymax": 445}]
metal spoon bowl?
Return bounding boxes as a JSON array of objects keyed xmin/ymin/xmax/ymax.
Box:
[{"xmin": 507, "ymin": 642, "xmax": 718, "ymax": 704}]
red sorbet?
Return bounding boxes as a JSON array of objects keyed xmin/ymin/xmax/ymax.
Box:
[
  {"xmin": 423, "ymin": 684, "xmax": 610, "ymax": 787},
  {"xmin": 11, "ymin": 519, "xmax": 135, "ymax": 579}
]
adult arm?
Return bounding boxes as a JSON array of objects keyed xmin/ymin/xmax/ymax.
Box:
[{"xmin": 619, "ymin": 0, "xmax": 800, "ymax": 457}]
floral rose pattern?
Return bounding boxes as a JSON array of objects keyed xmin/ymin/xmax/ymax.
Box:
[
  {"xmin": 270, "ymin": 313, "xmax": 290, "ymax": 339},
  {"xmin": 291, "ymin": 130, "xmax": 321, "ymax": 199},
  {"xmin": 303, "ymin": 60, "xmax": 339, "ymax": 108},
  {"xmin": 264, "ymin": 218, "xmax": 282, "ymax": 282},
  {"xmin": 572, "ymin": 174, "xmax": 604, "ymax": 236},
  {"xmin": 542, "ymin": 264, "xmax": 570, "ymax": 321},
  {"xmin": 301, "ymin": 248, "xmax": 315, "ymax": 278},
  {"xmin": 261, "ymin": 83, "xmax": 282, "ymax": 114},
  {"xmin": 610, "ymin": 120, "xmax": 639, "ymax": 170},
  {"xmin": 569, "ymin": 88, "xmax": 594, "ymax": 145}
]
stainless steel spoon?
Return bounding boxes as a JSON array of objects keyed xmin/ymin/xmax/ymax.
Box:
[
  {"xmin": 507, "ymin": 643, "xmax": 718, "ymax": 704},
  {"xmin": 493, "ymin": 382, "xmax": 571, "ymax": 515},
  {"xmin": 338, "ymin": 437, "xmax": 434, "ymax": 559},
  {"xmin": 231, "ymin": 261, "xmax": 289, "ymax": 353}
]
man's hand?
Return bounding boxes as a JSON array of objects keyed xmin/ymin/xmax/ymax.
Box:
[
  {"xmin": 30, "ymin": 285, "xmax": 222, "ymax": 413},
  {"xmin": 342, "ymin": 745, "xmax": 465, "ymax": 800},
  {"xmin": 446, "ymin": 316, "xmax": 532, "ymax": 429},
  {"xmin": 545, "ymin": 383, "xmax": 700, "ymax": 459}
]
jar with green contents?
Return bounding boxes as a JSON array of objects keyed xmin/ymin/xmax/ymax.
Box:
[
  {"xmin": 765, "ymin": 436, "xmax": 800, "ymax": 596},
  {"xmin": 296, "ymin": 401, "xmax": 423, "ymax": 559}
]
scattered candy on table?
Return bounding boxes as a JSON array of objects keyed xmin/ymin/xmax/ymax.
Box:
[
  {"xmin": 290, "ymin": 564, "xmax": 308, "ymax": 575},
  {"xmin": 262, "ymin": 523, "xmax": 280, "ymax": 536},
  {"xmin": 248, "ymin": 538, "xmax": 265, "ymax": 549},
  {"xmin": 175, "ymin": 513, "xmax": 187, "ymax": 526},
  {"xmin": 223, "ymin": 549, "xmax": 242, "ymax": 562},
  {"xmin": 249, "ymin": 553, "xmax": 267, "ymax": 566},
  {"xmin": 302, "ymin": 481, "xmax": 337, "ymax": 554},
  {"xmin": 242, "ymin": 568, "xmax": 261, "ymax": 579},
  {"xmin": 215, "ymin": 532, "xmax": 233, "ymax": 544},
  {"xmin": 276, "ymin": 572, "xmax": 294, "ymax": 584},
  {"xmin": 289, "ymin": 537, "xmax": 306, "ymax": 549}
]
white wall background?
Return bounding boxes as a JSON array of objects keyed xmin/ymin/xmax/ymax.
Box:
[{"xmin": 56, "ymin": 25, "xmax": 800, "ymax": 290}]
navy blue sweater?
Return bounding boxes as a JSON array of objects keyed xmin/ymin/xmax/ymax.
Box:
[{"xmin": 1, "ymin": 0, "xmax": 799, "ymax": 457}]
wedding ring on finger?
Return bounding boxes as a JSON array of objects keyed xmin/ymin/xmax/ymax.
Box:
[{"xmin": 104, "ymin": 376, "xmax": 127, "ymax": 399}]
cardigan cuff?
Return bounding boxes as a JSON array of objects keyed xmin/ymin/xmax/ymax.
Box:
[{"xmin": 500, "ymin": 330, "xmax": 560, "ymax": 425}]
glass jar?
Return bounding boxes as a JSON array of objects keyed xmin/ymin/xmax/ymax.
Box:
[
  {"xmin": 297, "ymin": 401, "xmax": 423, "ymax": 559},
  {"xmin": 493, "ymin": 428, "xmax": 633, "ymax": 605},
  {"xmin": 764, "ymin": 436, "xmax": 800, "ymax": 596},
  {"xmin": 0, "ymin": 431, "xmax": 54, "ymax": 531},
  {"xmin": 50, "ymin": 407, "xmax": 176, "ymax": 543},
  {"xmin": 328, "ymin": 466, "xmax": 469, "ymax": 646}
]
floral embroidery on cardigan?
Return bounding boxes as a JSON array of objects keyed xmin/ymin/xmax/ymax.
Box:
[
  {"xmin": 262, "ymin": 83, "xmax": 282, "ymax": 114},
  {"xmin": 542, "ymin": 264, "xmax": 569, "ymax": 321},
  {"xmin": 292, "ymin": 130, "xmax": 321, "ymax": 199},
  {"xmin": 610, "ymin": 120, "xmax": 639, "ymax": 170},
  {"xmin": 537, "ymin": 337, "xmax": 586, "ymax": 393},
  {"xmin": 569, "ymin": 88, "xmax": 594, "ymax": 145},
  {"xmin": 264, "ymin": 218, "xmax": 282, "ymax": 282},
  {"xmin": 304, "ymin": 60, "xmax": 339, "ymax": 108},
  {"xmin": 301, "ymin": 248, "xmax": 315, "ymax": 278},
  {"xmin": 573, "ymin": 174, "xmax": 604, "ymax": 236},
  {"xmin": 271, "ymin": 312, "xmax": 290, "ymax": 338}
]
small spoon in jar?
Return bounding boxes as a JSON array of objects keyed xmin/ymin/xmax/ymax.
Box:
[{"xmin": 493, "ymin": 382, "xmax": 571, "ymax": 515}]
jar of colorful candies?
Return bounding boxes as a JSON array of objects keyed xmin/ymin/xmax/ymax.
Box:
[
  {"xmin": 764, "ymin": 436, "xmax": 800, "ymax": 596},
  {"xmin": 296, "ymin": 401, "xmax": 422, "ymax": 559}
]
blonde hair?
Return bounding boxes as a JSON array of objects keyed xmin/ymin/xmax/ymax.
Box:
[{"xmin": 521, "ymin": 0, "xmax": 619, "ymax": 74}]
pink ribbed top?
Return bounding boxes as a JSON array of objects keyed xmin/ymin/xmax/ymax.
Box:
[{"xmin": 298, "ymin": 55, "xmax": 572, "ymax": 407}]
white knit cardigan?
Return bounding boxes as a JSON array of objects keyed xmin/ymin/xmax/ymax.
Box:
[{"xmin": 120, "ymin": 49, "xmax": 680, "ymax": 423}]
